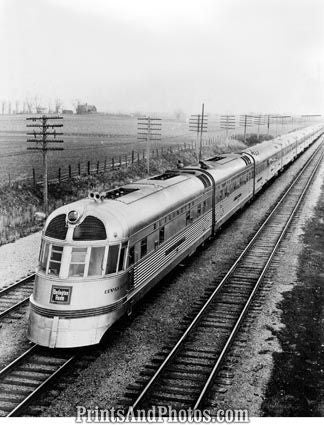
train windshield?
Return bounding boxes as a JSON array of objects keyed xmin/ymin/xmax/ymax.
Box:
[
  {"xmin": 38, "ymin": 240, "xmax": 127, "ymax": 278},
  {"xmin": 39, "ymin": 241, "xmax": 64, "ymax": 276}
]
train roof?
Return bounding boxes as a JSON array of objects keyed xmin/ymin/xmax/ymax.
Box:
[
  {"xmin": 44, "ymin": 171, "xmax": 207, "ymax": 241},
  {"xmin": 243, "ymin": 124, "xmax": 322, "ymax": 162},
  {"xmin": 196, "ymin": 153, "xmax": 248, "ymax": 183}
]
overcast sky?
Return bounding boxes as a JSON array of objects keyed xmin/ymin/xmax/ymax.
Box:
[{"xmin": 0, "ymin": 0, "xmax": 323, "ymax": 114}]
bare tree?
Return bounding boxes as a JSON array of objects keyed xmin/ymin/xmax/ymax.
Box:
[
  {"xmin": 15, "ymin": 101, "xmax": 19, "ymax": 114},
  {"xmin": 33, "ymin": 96, "xmax": 41, "ymax": 113},
  {"xmin": 55, "ymin": 98, "xmax": 63, "ymax": 114},
  {"xmin": 72, "ymin": 99, "xmax": 81, "ymax": 113},
  {"xmin": 1, "ymin": 101, "xmax": 5, "ymax": 115},
  {"xmin": 25, "ymin": 97, "xmax": 33, "ymax": 114}
]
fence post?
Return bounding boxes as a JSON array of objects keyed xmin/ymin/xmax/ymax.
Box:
[
  {"xmin": 87, "ymin": 161, "xmax": 90, "ymax": 175},
  {"xmin": 104, "ymin": 158, "xmax": 107, "ymax": 171},
  {"xmin": 143, "ymin": 150, "xmax": 145, "ymax": 159},
  {"xmin": 137, "ymin": 152, "xmax": 140, "ymax": 165},
  {"xmin": 97, "ymin": 161, "xmax": 99, "ymax": 174},
  {"xmin": 58, "ymin": 168, "xmax": 61, "ymax": 183},
  {"xmin": 69, "ymin": 164, "xmax": 72, "ymax": 179},
  {"xmin": 32, "ymin": 168, "xmax": 36, "ymax": 189},
  {"xmin": 125, "ymin": 154, "xmax": 128, "ymax": 167},
  {"xmin": 132, "ymin": 150, "xmax": 134, "ymax": 164},
  {"xmin": 78, "ymin": 163, "xmax": 81, "ymax": 176}
]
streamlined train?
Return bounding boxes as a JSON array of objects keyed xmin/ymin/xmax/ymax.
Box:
[{"xmin": 27, "ymin": 124, "xmax": 323, "ymax": 348}]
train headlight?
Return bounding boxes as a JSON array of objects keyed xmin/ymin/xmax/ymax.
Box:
[{"xmin": 68, "ymin": 210, "xmax": 79, "ymax": 224}]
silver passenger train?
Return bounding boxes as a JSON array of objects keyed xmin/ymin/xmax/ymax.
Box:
[{"xmin": 27, "ymin": 124, "xmax": 323, "ymax": 348}]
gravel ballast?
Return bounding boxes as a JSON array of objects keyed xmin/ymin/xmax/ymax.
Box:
[{"xmin": 0, "ymin": 231, "xmax": 41, "ymax": 290}]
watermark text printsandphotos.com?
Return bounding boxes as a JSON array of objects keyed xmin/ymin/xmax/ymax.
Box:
[{"xmin": 76, "ymin": 405, "xmax": 250, "ymax": 423}]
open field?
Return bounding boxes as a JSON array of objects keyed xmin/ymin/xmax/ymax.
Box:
[
  {"xmin": 0, "ymin": 114, "xmax": 305, "ymax": 185},
  {"xmin": 0, "ymin": 114, "xmax": 192, "ymax": 183}
]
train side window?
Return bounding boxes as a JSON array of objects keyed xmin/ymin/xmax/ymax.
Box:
[
  {"xmin": 159, "ymin": 226, "xmax": 165, "ymax": 244},
  {"xmin": 88, "ymin": 247, "xmax": 105, "ymax": 276},
  {"xmin": 48, "ymin": 245, "xmax": 63, "ymax": 276},
  {"xmin": 69, "ymin": 247, "xmax": 87, "ymax": 277},
  {"xmin": 39, "ymin": 241, "xmax": 50, "ymax": 271},
  {"xmin": 128, "ymin": 246, "xmax": 135, "ymax": 267},
  {"xmin": 38, "ymin": 240, "xmax": 44, "ymax": 263},
  {"xmin": 106, "ymin": 245, "xmax": 120, "ymax": 274},
  {"xmin": 203, "ymin": 200, "xmax": 207, "ymax": 213},
  {"xmin": 186, "ymin": 211, "xmax": 191, "ymax": 225},
  {"xmin": 118, "ymin": 244, "xmax": 127, "ymax": 272},
  {"xmin": 140, "ymin": 237, "xmax": 147, "ymax": 258},
  {"xmin": 197, "ymin": 203, "xmax": 201, "ymax": 216}
]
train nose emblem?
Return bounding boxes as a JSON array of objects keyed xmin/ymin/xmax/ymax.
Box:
[{"xmin": 67, "ymin": 210, "xmax": 79, "ymax": 224}]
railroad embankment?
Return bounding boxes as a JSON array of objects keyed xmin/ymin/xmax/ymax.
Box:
[
  {"xmin": 0, "ymin": 139, "xmax": 247, "ymax": 246},
  {"xmin": 261, "ymin": 179, "xmax": 324, "ymax": 416}
]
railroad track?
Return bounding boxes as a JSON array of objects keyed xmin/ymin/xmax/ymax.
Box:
[
  {"xmin": 0, "ymin": 344, "xmax": 76, "ymax": 417},
  {"xmin": 0, "ymin": 274, "xmax": 35, "ymax": 321},
  {"xmin": 122, "ymin": 142, "xmax": 323, "ymax": 412}
]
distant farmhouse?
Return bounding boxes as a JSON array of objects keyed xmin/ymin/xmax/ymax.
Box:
[
  {"xmin": 62, "ymin": 109, "xmax": 74, "ymax": 114},
  {"xmin": 76, "ymin": 103, "xmax": 97, "ymax": 114},
  {"xmin": 36, "ymin": 106, "xmax": 47, "ymax": 114}
]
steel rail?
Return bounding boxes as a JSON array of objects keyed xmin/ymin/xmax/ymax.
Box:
[
  {"xmin": 0, "ymin": 274, "xmax": 35, "ymax": 320},
  {"xmin": 0, "ymin": 273, "xmax": 35, "ymax": 296},
  {"xmin": 0, "ymin": 344, "xmax": 38, "ymax": 378},
  {"xmin": 0, "ymin": 297, "xmax": 31, "ymax": 320},
  {"xmin": 0, "ymin": 343, "xmax": 76, "ymax": 417},
  {"xmin": 7, "ymin": 354, "xmax": 76, "ymax": 417},
  {"xmin": 130, "ymin": 140, "xmax": 323, "ymax": 410}
]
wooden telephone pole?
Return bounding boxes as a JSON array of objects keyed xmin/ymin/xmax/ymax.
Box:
[
  {"xmin": 27, "ymin": 115, "xmax": 63, "ymax": 215},
  {"xmin": 137, "ymin": 117, "xmax": 162, "ymax": 175},
  {"xmin": 239, "ymin": 114, "xmax": 253, "ymax": 143},
  {"xmin": 189, "ymin": 103, "xmax": 208, "ymax": 161}
]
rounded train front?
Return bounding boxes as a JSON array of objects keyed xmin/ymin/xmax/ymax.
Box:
[{"xmin": 27, "ymin": 199, "xmax": 130, "ymax": 348}]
